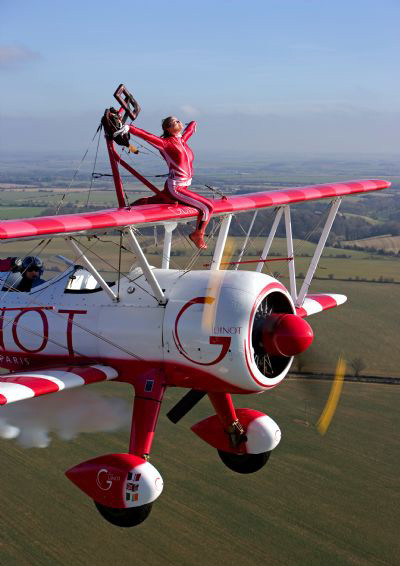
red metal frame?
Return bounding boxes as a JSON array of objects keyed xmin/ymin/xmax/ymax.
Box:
[
  {"xmin": 113, "ymin": 84, "xmax": 141, "ymax": 122},
  {"xmin": 105, "ymin": 85, "xmax": 162, "ymax": 208},
  {"xmin": 105, "ymin": 139, "xmax": 126, "ymax": 208},
  {"xmin": 106, "ymin": 139, "xmax": 164, "ymax": 209},
  {"xmin": 128, "ymin": 369, "xmax": 166, "ymax": 457}
]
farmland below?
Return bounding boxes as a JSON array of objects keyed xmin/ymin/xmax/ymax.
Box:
[{"xmin": 0, "ymin": 380, "xmax": 398, "ymax": 566}]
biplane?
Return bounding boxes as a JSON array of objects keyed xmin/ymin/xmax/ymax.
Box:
[{"xmin": 0, "ymin": 85, "xmax": 390, "ymax": 527}]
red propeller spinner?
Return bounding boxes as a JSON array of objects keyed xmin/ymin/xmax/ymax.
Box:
[{"xmin": 262, "ymin": 313, "xmax": 314, "ymax": 357}]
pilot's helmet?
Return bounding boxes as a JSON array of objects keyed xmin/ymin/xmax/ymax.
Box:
[{"xmin": 22, "ymin": 256, "xmax": 44, "ymax": 276}]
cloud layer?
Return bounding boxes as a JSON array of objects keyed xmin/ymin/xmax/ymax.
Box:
[{"xmin": 0, "ymin": 45, "xmax": 41, "ymax": 68}]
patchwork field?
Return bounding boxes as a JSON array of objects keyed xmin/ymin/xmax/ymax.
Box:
[
  {"xmin": 0, "ymin": 380, "xmax": 398, "ymax": 566},
  {"xmin": 344, "ymin": 234, "xmax": 400, "ymax": 254}
]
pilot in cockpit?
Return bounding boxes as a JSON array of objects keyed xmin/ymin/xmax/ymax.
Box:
[{"xmin": 16, "ymin": 256, "xmax": 45, "ymax": 292}]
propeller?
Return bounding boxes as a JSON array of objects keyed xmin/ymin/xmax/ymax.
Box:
[
  {"xmin": 293, "ymin": 352, "xmax": 347, "ymax": 435},
  {"xmin": 316, "ymin": 356, "xmax": 346, "ymax": 435}
]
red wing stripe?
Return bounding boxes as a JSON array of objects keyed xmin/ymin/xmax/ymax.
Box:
[
  {"xmin": 0, "ymin": 365, "xmax": 118, "ymax": 405},
  {"xmin": 64, "ymin": 365, "xmax": 117, "ymax": 384},
  {"xmin": 306, "ymin": 294, "xmax": 338, "ymax": 310},
  {"xmin": 0, "ymin": 179, "xmax": 390, "ymax": 240},
  {"xmin": 297, "ymin": 294, "xmax": 347, "ymax": 317},
  {"xmin": 0, "ymin": 376, "xmax": 59, "ymax": 396}
]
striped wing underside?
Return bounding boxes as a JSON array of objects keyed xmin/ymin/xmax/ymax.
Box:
[
  {"xmin": 0, "ymin": 179, "xmax": 390, "ymax": 241},
  {"xmin": 0, "ymin": 365, "xmax": 118, "ymax": 406}
]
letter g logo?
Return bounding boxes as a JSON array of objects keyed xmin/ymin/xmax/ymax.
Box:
[
  {"xmin": 96, "ymin": 468, "xmax": 113, "ymax": 491},
  {"xmin": 173, "ymin": 297, "xmax": 231, "ymax": 366}
]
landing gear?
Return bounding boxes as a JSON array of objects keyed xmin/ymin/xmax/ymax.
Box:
[
  {"xmin": 94, "ymin": 501, "xmax": 153, "ymax": 528},
  {"xmin": 218, "ymin": 450, "xmax": 271, "ymax": 474}
]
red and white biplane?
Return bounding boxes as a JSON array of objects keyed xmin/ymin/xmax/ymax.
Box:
[{"xmin": 0, "ymin": 86, "xmax": 390, "ymax": 526}]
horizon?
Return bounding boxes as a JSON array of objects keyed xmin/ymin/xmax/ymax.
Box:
[{"xmin": 1, "ymin": 0, "xmax": 400, "ymax": 156}]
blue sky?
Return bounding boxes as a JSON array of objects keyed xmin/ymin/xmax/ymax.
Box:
[{"xmin": 1, "ymin": 0, "xmax": 399, "ymax": 155}]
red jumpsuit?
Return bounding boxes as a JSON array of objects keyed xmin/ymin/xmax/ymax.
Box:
[{"xmin": 129, "ymin": 121, "xmax": 213, "ymax": 248}]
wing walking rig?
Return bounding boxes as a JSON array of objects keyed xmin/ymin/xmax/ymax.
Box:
[{"xmin": 0, "ymin": 85, "xmax": 391, "ymax": 527}]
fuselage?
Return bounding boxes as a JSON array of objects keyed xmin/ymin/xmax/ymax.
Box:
[{"xmin": 0, "ymin": 266, "xmax": 296, "ymax": 393}]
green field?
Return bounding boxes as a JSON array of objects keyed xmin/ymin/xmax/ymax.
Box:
[
  {"xmin": 0, "ymin": 380, "xmax": 398, "ymax": 566},
  {"xmin": 0, "ymin": 188, "xmax": 146, "ymax": 208},
  {"xmin": 344, "ymin": 235, "xmax": 400, "ymax": 254},
  {"xmin": 0, "ymin": 207, "xmax": 47, "ymax": 219}
]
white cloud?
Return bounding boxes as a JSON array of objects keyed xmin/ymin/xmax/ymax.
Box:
[
  {"xmin": 180, "ymin": 104, "xmax": 200, "ymax": 117},
  {"xmin": 0, "ymin": 45, "xmax": 41, "ymax": 67}
]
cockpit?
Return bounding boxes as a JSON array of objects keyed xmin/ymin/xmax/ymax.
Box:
[
  {"xmin": 0, "ymin": 256, "xmax": 123, "ymax": 295},
  {"xmin": 0, "ymin": 256, "xmax": 46, "ymax": 293}
]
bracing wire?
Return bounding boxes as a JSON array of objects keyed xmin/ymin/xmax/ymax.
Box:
[
  {"xmin": 180, "ymin": 217, "xmax": 223, "ymax": 276},
  {"xmin": 55, "ymin": 123, "xmax": 102, "ymax": 215},
  {"xmin": 70, "ymin": 235, "xmax": 159, "ymax": 302},
  {"xmin": 86, "ymin": 124, "xmax": 102, "ymax": 208}
]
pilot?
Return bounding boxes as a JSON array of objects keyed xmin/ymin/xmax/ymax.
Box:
[{"xmin": 17, "ymin": 256, "xmax": 45, "ymax": 292}]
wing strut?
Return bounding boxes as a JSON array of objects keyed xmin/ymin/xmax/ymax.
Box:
[
  {"xmin": 125, "ymin": 227, "xmax": 166, "ymax": 304},
  {"xmin": 67, "ymin": 237, "xmax": 118, "ymax": 301},
  {"xmin": 255, "ymin": 207, "xmax": 284, "ymax": 272},
  {"xmin": 296, "ymin": 197, "xmax": 342, "ymax": 307},
  {"xmin": 284, "ymin": 206, "xmax": 297, "ymax": 302},
  {"xmin": 234, "ymin": 211, "xmax": 258, "ymax": 270},
  {"xmin": 210, "ymin": 215, "xmax": 232, "ymax": 270},
  {"xmin": 161, "ymin": 223, "xmax": 177, "ymax": 269}
]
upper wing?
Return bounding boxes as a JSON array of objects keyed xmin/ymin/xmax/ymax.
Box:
[
  {"xmin": 0, "ymin": 365, "xmax": 117, "ymax": 406},
  {"xmin": 0, "ymin": 179, "xmax": 390, "ymax": 241}
]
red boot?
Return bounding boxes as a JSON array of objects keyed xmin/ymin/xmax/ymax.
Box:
[{"xmin": 189, "ymin": 231, "xmax": 207, "ymax": 249}]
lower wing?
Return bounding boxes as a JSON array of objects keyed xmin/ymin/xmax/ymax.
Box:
[
  {"xmin": 0, "ymin": 365, "xmax": 118, "ymax": 405},
  {"xmin": 295, "ymin": 293, "xmax": 347, "ymax": 317}
]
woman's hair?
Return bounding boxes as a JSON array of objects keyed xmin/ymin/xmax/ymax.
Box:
[{"xmin": 161, "ymin": 116, "xmax": 177, "ymax": 138}]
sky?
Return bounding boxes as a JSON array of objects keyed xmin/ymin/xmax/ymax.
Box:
[{"xmin": 1, "ymin": 0, "xmax": 400, "ymax": 156}]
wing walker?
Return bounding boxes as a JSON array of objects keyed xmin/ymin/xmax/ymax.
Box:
[{"xmin": 0, "ymin": 86, "xmax": 391, "ymax": 527}]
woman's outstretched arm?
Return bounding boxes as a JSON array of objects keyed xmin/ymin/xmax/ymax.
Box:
[
  {"xmin": 128, "ymin": 125, "xmax": 165, "ymax": 150},
  {"xmin": 181, "ymin": 121, "xmax": 197, "ymax": 142}
]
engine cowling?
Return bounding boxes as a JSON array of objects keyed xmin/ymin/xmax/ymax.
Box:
[{"xmin": 160, "ymin": 269, "xmax": 313, "ymax": 393}]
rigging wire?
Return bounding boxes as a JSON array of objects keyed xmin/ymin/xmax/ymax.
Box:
[
  {"xmin": 267, "ymin": 201, "xmax": 335, "ymax": 282},
  {"xmin": 232, "ymin": 209, "xmax": 276, "ymax": 275},
  {"xmin": 117, "ymin": 232, "xmax": 122, "ymax": 299},
  {"xmin": 179, "ymin": 217, "xmax": 223, "ymax": 276},
  {"xmin": 70, "ymin": 235, "xmax": 159, "ymax": 302},
  {"xmin": 86, "ymin": 124, "xmax": 102, "ymax": 208},
  {"xmin": 55, "ymin": 123, "xmax": 102, "ymax": 215}
]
